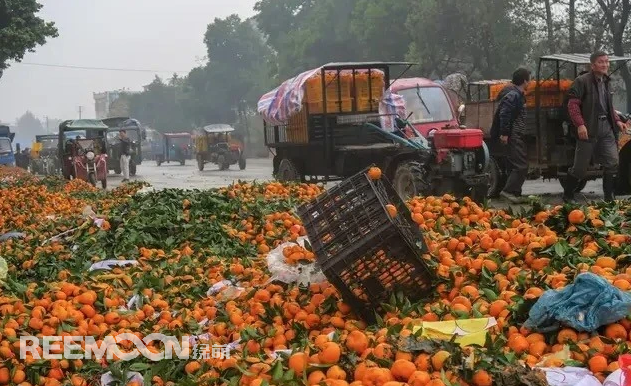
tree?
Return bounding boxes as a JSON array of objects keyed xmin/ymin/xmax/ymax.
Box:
[
  {"xmin": 595, "ymin": 0, "xmax": 631, "ymax": 111},
  {"xmin": 0, "ymin": 0, "xmax": 58, "ymax": 72},
  {"xmin": 14, "ymin": 111, "xmax": 44, "ymax": 146},
  {"xmin": 407, "ymin": 0, "xmax": 533, "ymax": 79}
]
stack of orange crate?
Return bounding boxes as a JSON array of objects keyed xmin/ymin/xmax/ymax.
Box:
[
  {"xmin": 490, "ymin": 80, "xmax": 573, "ymax": 108},
  {"xmin": 304, "ymin": 73, "xmax": 353, "ymax": 114},
  {"xmin": 355, "ymin": 72, "xmax": 385, "ymax": 112}
]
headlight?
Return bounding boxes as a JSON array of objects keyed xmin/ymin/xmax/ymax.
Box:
[{"xmin": 86, "ymin": 151, "xmax": 95, "ymax": 160}]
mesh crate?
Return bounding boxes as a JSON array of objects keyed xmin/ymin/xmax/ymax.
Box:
[{"xmin": 296, "ymin": 168, "xmax": 435, "ymax": 322}]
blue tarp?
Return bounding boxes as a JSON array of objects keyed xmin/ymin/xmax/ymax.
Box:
[{"xmin": 524, "ymin": 272, "xmax": 631, "ymax": 332}]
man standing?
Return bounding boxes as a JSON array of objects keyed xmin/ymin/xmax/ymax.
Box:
[
  {"xmin": 118, "ymin": 130, "xmax": 131, "ymax": 183},
  {"xmin": 564, "ymin": 51, "xmax": 629, "ymax": 202},
  {"xmin": 491, "ymin": 68, "xmax": 531, "ymax": 203}
]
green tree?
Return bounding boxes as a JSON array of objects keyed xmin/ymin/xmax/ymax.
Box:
[
  {"xmin": 0, "ymin": 0, "xmax": 58, "ymax": 72},
  {"xmin": 14, "ymin": 111, "xmax": 44, "ymax": 145},
  {"xmin": 406, "ymin": 0, "xmax": 533, "ymax": 79}
]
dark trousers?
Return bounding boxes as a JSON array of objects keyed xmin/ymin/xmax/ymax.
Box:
[
  {"xmin": 502, "ymin": 132, "xmax": 528, "ymax": 195},
  {"xmin": 569, "ymin": 120, "xmax": 618, "ymax": 179}
]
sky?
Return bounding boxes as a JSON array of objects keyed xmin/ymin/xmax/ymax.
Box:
[{"xmin": 0, "ymin": 0, "xmax": 257, "ymax": 126}]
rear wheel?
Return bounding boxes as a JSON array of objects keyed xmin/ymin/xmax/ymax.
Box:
[
  {"xmin": 276, "ymin": 158, "xmax": 301, "ymax": 182},
  {"xmin": 217, "ymin": 155, "xmax": 228, "ymax": 170},
  {"xmin": 238, "ymin": 154, "xmax": 246, "ymax": 170},
  {"xmin": 392, "ymin": 161, "xmax": 428, "ymax": 200}
]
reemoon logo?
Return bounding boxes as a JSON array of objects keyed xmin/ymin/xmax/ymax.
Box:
[{"xmin": 20, "ymin": 333, "xmax": 200, "ymax": 361}]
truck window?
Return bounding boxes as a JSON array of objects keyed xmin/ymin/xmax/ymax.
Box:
[
  {"xmin": 397, "ymin": 87, "xmax": 454, "ymax": 124},
  {"xmin": 0, "ymin": 138, "xmax": 11, "ymax": 154}
]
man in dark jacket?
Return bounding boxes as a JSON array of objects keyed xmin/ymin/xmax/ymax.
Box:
[
  {"xmin": 491, "ymin": 68, "xmax": 531, "ymax": 203},
  {"xmin": 564, "ymin": 51, "xmax": 630, "ymax": 202}
]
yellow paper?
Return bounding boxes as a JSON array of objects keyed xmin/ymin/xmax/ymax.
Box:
[{"xmin": 411, "ymin": 317, "xmax": 497, "ymax": 347}]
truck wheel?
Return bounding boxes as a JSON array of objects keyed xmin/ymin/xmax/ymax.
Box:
[
  {"xmin": 238, "ymin": 154, "xmax": 246, "ymax": 170},
  {"xmin": 469, "ymin": 183, "xmax": 489, "ymax": 204},
  {"xmin": 559, "ymin": 176, "xmax": 587, "ymax": 193},
  {"xmin": 276, "ymin": 158, "xmax": 301, "ymax": 182},
  {"xmin": 487, "ymin": 156, "xmax": 507, "ymax": 198},
  {"xmin": 392, "ymin": 161, "xmax": 428, "ymax": 200},
  {"xmin": 88, "ymin": 172, "xmax": 97, "ymax": 187},
  {"xmin": 217, "ymin": 155, "xmax": 229, "ymax": 170},
  {"xmin": 130, "ymin": 161, "xmax": 137, "ymax": 176},
  {"xmin": 197, "ymin": 155, "xmax": 205, "ymax": 171}
]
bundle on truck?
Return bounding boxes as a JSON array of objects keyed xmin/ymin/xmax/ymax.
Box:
[{"xmin": 257, "ymin": 62, "xmax": 490, "ymax": 202}]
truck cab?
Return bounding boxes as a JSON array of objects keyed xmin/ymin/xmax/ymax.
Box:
[
  {"xmin": 0, "ymin": 126, "xmax": 16, "ymax": 167},
  {"xmin": 391, "ymin": 78, "xmax": 461, "ymax": 138}
]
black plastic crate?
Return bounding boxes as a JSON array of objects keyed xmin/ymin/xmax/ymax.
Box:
[{"xmin": 296, "ymin": 167, "xmax": 436, "ymax": 322}]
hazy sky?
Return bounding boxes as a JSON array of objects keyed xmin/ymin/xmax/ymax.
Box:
[{"xmin": 0, "ymin": 0, "xmax": 257, "ymax": 126}]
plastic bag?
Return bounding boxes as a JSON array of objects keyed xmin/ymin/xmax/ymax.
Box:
[
  {"xmin": 620, "ymin": 354, "xmax": 631, "ymax": 386},
  {"xmin": 89, "ymin": 260, "xmax": 138, "ymax": 272},
  {"xmin": 100, "ymin": 371, "xmax": 143, "ymax": 386},
  {"xmin": 540, "ymin": 367, "xmax": 601, "ymax": 386},
  {"xmin": 135, "ymin": 186, "xmax": 155, "ymax": 195},
  {"xmin": 266, "ymin": 236, "xmax": 326, "ymax": 285},
  {"xmin": 206, "ymin": 280, "xmax": 244, "ymax": 301},
  {"xmin": 524, "ymin": 273, "xmax": 631, "ymax": 332},
  {"xmin": 605, "ymin": 370, "xmax": 625, "ymax": 386},
  {"xmin": 0, "ymin": 232, "xmax": 25, "ymax": 242}
]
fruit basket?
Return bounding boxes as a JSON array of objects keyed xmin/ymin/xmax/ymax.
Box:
[{"xmin": 296, "ymin": 167, "xmax": 435, "ymax": 322}]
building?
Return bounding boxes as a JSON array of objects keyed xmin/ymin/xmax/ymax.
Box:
[{"xmin": 93, "ymin": 89, "xmax": 139, "ymax": 119}]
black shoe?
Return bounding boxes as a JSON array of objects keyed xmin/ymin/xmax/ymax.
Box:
[
  {"xmin": 603, "ymin": 173, "xmax": 616, "ymax": 202},
  {"xmin": 563, "ymin": 174, "xmax": 579, "ymax": 203}
]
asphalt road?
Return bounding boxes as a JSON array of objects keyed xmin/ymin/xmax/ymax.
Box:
[{"xmin": 107, "ymin": 157, "xmax": 617, "ymax": 206}]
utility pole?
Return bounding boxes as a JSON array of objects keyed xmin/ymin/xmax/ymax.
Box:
[
  {"xmin": 78, "ymin": 106, "xmax": 83, "ymax": 119},
  {"xmin": 44, "ymin": 116, "xmax": 49, "ymax": 133}
]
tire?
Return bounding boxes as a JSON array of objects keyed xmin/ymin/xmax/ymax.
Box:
[
  {"xmin": 276, "ymin": 158, "xmax": 301, "ymax": 182},
  {"xmin": 218, "ymin": 155, "xmax": 229, "ymax": 170},
  {"xmin": 392, "ymin": 161, "xmax": 428, "ymax": 200},
  {"xmin": 559, "ymin": 176, "xmax": 587, "ymax": 193},
  {"xmin": 88, "ymin": 172, "xmax": 96, "ymax": 187},
  {"xmin": 238, "ymin": 154, "xmax": 246, "ymax": 170},
  {"xmin": 101, "ymin": 179, "xmax": 107, "ymax": 189},
  {"xmin": 487, "ymin": 156, "xmax": 507, "ymax": 198},
  {"xmin": 197, "ymin": 155, "xmax": 205, "ymax": 171},
  {"xmin": 130, "ymin": 161, "xmax": 137, "ymax": 176},
  {"xmin": 469, "ymin": 183, "xmax": 489, "ymax": 204}
]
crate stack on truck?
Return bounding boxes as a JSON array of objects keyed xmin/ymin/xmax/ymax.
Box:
[{"xmin": 283, "ymin": 70, "xmax": 387, "ymax": 144}]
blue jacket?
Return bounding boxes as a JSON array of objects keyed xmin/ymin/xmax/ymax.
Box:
[{"xmin": 490, "ymin": 84, "xmax": 526, "ymax": 138}]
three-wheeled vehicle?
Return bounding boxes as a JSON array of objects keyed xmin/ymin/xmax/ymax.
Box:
[
  {"xmin": 195, "ymin": 124, "xmax": 246, "ymax": 171},
  {"xmin": 103, "ymin": 117, "xmax": 146, "ymax": 176},
  {"xmin": 156, "ymin": 132, "xmax": 192, "ymax": 166},
  {"xmin": 30, "ymin": 135, "xmax": 60, "ymax": 175},
  {"xmin": 58, "ymin": 119, "xmax": 109, "ymax": 188},
  {"xmin": 464, "ymin": 53, "xmax": 631, "ymax": 197},
  {"xmin": 0, "ymin": 126, "xmax": 16, "ymax": 167},
  {"xmin": 260, "ymin": 62, "xmax": 489, "ymax": 201}
]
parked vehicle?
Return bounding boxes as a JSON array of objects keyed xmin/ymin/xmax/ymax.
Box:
[
  {"xmin": 260, "ymin": 62, "xmax": 489, "ymax": 201},
  {"xmin": 30, "ymin": 135, "xmax": 60, "ymax": 175},
  {"xmin": 58, "ymin": 119, "xmax": 109, "ymax": 188},
  {"xmin": 0, "ymin": 126, "xmax": 15, "ymax": 167},
  {"xmin": 463, "ymin": 53, "xmax": 631, "ymax": 197},
  {"xmin": 156, "ymin": 132, "xmax": 192, "ymax": 166},
  {"xmin": 103, "ymin": 117, "xmax": 146, "ymax": 176},
  {"xmin": 195, "ymin": 124, "xmax": 246, "ymax": 171}
]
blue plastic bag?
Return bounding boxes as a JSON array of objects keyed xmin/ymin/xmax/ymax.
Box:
[{"xmin": 524, "ymin": 272, "xmax": 631, "ymax": 332}]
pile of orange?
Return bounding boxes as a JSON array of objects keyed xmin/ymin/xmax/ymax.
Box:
[{"xmin": 1, "ymin": 167, "xmax": 631, "ymax": 386}]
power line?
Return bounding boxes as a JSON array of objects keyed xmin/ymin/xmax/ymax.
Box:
[{"xmin": 18, "ymin": 62, "xmax": 188, "ymax": 74}]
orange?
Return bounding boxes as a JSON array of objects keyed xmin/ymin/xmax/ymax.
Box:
[
  {"xmin": 390, "ymin": 359, "xmax": 416, "ymax": 381},
  {"xmin": 431, "ymin": 350, "xmax": 451, "ymax": 370},
  {"xmin": 318, "ymin": 342, "xmax": 341, "ymax": 364},
  {"xmin": 368, "ymin": 167, "xmax": 382, "ymax": 180},
  {"xmin": 568, "ymin": 209, "xmax": 585, "ymax": 224},
  {"xmin": 386, "ymin": 204, "xmax": 398, "ymax": 218},
  {"xmin": 472, "ymin": 370, "xmax": 493, "ymax": 386},
  {"xmin": 408, "ymin": 371, "xmax": 431, "ymax": 386},
  {"xmin": 289, "ymin": 352, "xmax": 308, "ymax": 374},
  {"xmin": 588, "ymin": 355, "xmax": 608, "ymax": 373}
]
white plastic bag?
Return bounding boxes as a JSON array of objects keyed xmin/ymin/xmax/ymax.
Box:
[
  {"xmin": 540, "ymin": 367, "xmax": 602, "ymax": 386},
  {"xmin": 135, "ymin": 186, "xmax": 155, "ymax": 195},
  {"xmin": 604, "ymin": 369, "xmax": 625, "ymax": 386},
  {"xmin": 89, "ymin": 259, "xmax": 138, "ymax": 272},
  {"xmin": 266, "ymin": 236, "xmax": 326, "ymax": 285},
  {"xmin": 100, "ymin": 371, "xmax": 143, "ymax": 386}
]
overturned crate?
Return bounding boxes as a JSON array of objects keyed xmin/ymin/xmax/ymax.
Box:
[{"xmin": 296, "ymin": 166, "xmax": 436, "ymax": 322}]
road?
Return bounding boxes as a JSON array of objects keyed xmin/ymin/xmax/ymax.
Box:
[{"xmin": 107, "ymin": 157, "xmax": 616, "ymax": 206}]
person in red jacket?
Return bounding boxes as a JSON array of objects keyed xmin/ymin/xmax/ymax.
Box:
[{"xmin": 564, "ymin": 51, "xmax": 630, "ymax": 202}]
